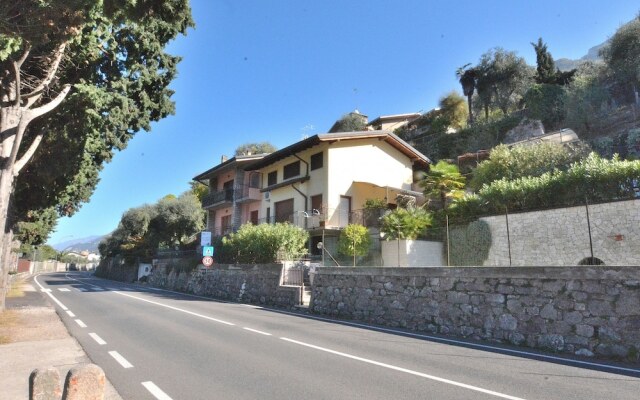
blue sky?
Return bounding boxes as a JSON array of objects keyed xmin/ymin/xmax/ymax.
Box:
[{"xmin": 47, "ymin": 0, "xmax": 639, "ymax": 245}]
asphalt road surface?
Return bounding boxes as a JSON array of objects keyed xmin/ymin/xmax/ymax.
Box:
[{"xmin": 34, "ymin": 272, "xmax": 640, "ymax": 400}]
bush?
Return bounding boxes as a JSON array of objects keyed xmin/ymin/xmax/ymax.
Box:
[
  {"xmin": 523, "ymin": 84, "xmax": 566, "ymax": 129},
  {"xmin": 221, "ymin": 223, "xmax": 309, "ymax": 264},
  {"xmin": 380, "ymin": 208, "xmax": 432, "ymax": 240},
  {"xmin": 470, "ymin": 142, "xmax": 590, "ymax": 190},
  {"xmin": 452, "ymin": 153, "xmax": 640, "ymax": 220}
]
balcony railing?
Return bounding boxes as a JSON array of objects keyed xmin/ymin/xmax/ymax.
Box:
[
  {"xmin": 235, "ymin": 184, "xmax": 261, "ymax": 203},
  {"xmin": 202, "ymin": 188, "xmax": 234, "ymax": 208}
]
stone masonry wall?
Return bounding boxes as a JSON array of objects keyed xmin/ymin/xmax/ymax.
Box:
[
  {"xmin": 311, "ymin": 266, "xmax": 640, "ymax": 361},
  {"xmin": 480, "ymin": 199, "xmax": 640, "ymax": 266},
  {"xmin": 148, "ymin": 263, "xmax": 301, "ymax": 308}
]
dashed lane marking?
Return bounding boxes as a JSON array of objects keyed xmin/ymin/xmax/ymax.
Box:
[
  {"xmin": 243, "ymin": 327, "xmax": 272, "ymax": 336},
  {"xmin": 66, "ymin": 310, "xmax": 75, "ymax": 317},
  {"xmin": 109, "ymin": 351, "xmax": 133, "ymax": 369},
  {"xmin": 89, "ymin": 333, "xmax": 106, "ymax": 345},
  {"xmin": 142, "ymin": 381, "xmax": 173, "ymax": 400},
  {"xmin": 58, "ymin": 288, "xmax": 71, "ymax": 292},
  {"xmin": 75, "ymin": 319, "xmax": 87, "ymax": 328}
]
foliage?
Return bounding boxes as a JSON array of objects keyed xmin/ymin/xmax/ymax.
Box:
[
  {"xmin": 470, "ymin": 142, "xmax": 590, "ymax": 190},
  {"xmin": 19, "ymin": 244, "xmax": 58, "ymax": 261},
  {"xmin": 523, "ymin": 84, "xmax": 566, "ymax": 129},
  {"xmin": 475, "ymin": 48, "xmax": 533, "ymax": 116},
  {"xmin": 3, "ymin": 1, "xmax": 194, "ymax": 250},
  {"xmin": 449, "ymin": 220, "xmax": 492, "ymax": 266},
  {"xmin": 438, "ymin": 91, "xmax": 468, "ymax": 130},
  {"xmin": 331, "ymin": 112, "xmax": 367, "ymax": 132},
  {"xmin": 380, "ymin": 208, "xmax": 432, "ymax": 240},
  {"xmin": 99, "ymin": 191, "xmax": 204, "ymax": 261},
  {"xmin": 601, "ymin": 16, "xmax": 640, "ymax": 103},
  {"xmin": 14, "ymin": 208, "xmax": 58, "ymax": 246},
  {"xmin": 563, "ymin": 61, "xmax": 611, "ymax": 134},
  {"xmin": 531, "ymin": 38, "xmax": 576, "ymax": 85},
  {"xmin": 235, "ymin": 142, "xmax": 277, "ymax": 156},
  {"xmin": 420, "ymin": 161, "xmax": 465, "ymax": 210},
  {"xmin": 189, "ymin": 181, "xmax": 208, "ymax": 203},
  {"xmin": 451, "ymin": 153, "xmax": 640, "ymax": 221},
  {"xmin": 220, "ymin": 223, "xmax": 309, "ymax": 264},
  {"xmin": 363, "ymin": 198, "xmax": 387, "ymax": 209},
  {"xmin": 456, "ymin": 64, "xmax": 477, "ymax": 123},
  {"xmin": 337, "ymin": 224, "xmax": 371, "ymax": 265}
]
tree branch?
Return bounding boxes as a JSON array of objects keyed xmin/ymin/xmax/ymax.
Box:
[
  {"xmin": 14, "ymin": 131, "xmax": 44, "ymax": 175},
  {"xmin": 16, "ymin": 44, "xmax": 31, "ymax": 68},
  {"xmin": 27, "ymin": 84, "xmax": 71, "ymax": 120},
  {"xmin": 23, "ymin": 42, "xmax": 67, "ymax": 108},
  {"xmin": 11, "ymin": 61, "xmax": 20, "ymax": 106}
]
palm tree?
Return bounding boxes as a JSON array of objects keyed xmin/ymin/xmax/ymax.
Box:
[
  {"xmin": 456, "ymin": 64, "xmax": 477, "ymax": 124},
  {"xmin": 420, "ymin": 161, "xmax": 466, "ymax": 211}
]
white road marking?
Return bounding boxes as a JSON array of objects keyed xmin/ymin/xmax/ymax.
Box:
[
  {"xmin": 33, "ymin": 276, "xmax": 68, "ymax": 311},
  {"xmin": 66, "ymin": 310, "xmax": 76, "ymax": 317},
  {"xmin": 243, "ymin": 327, "xmax": 272, "ymax": 336},
  {"xmin": 75, "ymin": 319, "xmax": 87, "ymax": 328},
  {"xmin": 270, "ymin": 308, "xmax": 640, "ymax": 375},
  {"xmin": 89, "ymin": 333, "xmax": 106, "ymax": 345},
  {"xmin": 280, "ymin": 337, "xmax": 526, "ymax": 400},
  {"xmin": 142, "ymin": 381, "xmax": 173, "ymax": 400},
  {"xmin": 112, "ymin": 291, "xmax": 235, "ymax": 326},
  {"xmin": 109, "ymin": 351, "xmax": 133, "ymax": 369},
  {"xmin": 58, "ymin": 288, "xmax": 71, "ymax": 292},
  {"xmin": 241, "ymin": 304, "xmax": 262, "ymax": 309}
]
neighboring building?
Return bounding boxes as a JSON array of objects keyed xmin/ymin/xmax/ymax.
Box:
[
  {"xmin": 246, "ymin": 130, "xmax": 431, "ymax": 256},
  {"xmin": 193, "ymin": 154, "xmax": 267, "ymax": 235},
  {"xmin": 367, "ymin": 113, "xmax": 421, "ymax": 132}
]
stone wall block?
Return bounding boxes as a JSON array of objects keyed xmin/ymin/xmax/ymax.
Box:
[
  {"xmin": 30, "ymin": 367, "xmax": 62, "ymax": 400},
  {"xmin": 62, "ymin": 364, "xmax": 105, "ymax": 400}
]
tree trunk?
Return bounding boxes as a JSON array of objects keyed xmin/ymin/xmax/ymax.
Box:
[{"xmin": 467, "ymin": 95, "xmax": 474, "ymax": 124}]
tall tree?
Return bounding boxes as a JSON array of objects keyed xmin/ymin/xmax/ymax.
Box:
[
  {"xmin": 456, "ymin": 64, "xmax": 477, "ymax": 124},
  {"xmin": 438, "ymin": 91, "xmax": 468, "ymax": 130},
  {"xmin": 234, "ymin": 142, "xmax": 277, "ymax": 156},
  {"xmin": 602, "ymin": 15, "xmax": 640, "ymax": 104},
  {"xmin": 0, "ymin": 1, "xmax": 193, "ymax": 310},
  {"xmin": 532, "ymin": 38, "xmax": 557, "ymax": 84}
]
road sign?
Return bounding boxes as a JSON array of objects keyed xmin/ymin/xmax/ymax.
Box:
[
  {"xmin": 200, "ymin": 231, "xmax": 212, "ymax": 246},
  {"xmin": 202, "ymin": 256, "xmax": 214, "ymax": 267},
  {"xmin": 202, "ymin": 246, "xmax": 214, "ymax": 257}
]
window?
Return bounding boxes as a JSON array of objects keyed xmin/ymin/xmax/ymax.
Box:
[
  {"xmin": 266, "ymin": 207, "xmax": 271, "ymax": 223},
  {"xmin": 311, "ymin": 194, "xmax": 322, "ymax": 213},
  {"xmin": 250, "ymin": 210, "xmax": 259, "ymax": 225},
  {"xmin": 310, "ymin": 152, "xmax": 323, "ymax": 170},
  {"xmin": 283, "ymin": 161, "xmax": 300, "ymax": 180},
  {"xmin": 275, "ymin": 199, "xmax": 294, "ymax": 223},
  {"xmin": 221, "ymin": 215, "xmax": 232, "ymax": 235},
  {"xmin": 267, "ymin": 171, "xmax": 277, "ymax": 186}
]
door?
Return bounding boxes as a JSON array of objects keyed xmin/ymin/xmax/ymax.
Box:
[{"xmin": 338, "ymin": 196, "xmax": 351, "ymax": 228}]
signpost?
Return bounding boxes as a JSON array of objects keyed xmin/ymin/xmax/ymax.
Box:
[
  {"xmin": 200, "ymin": 231, "xmax": 212, "ymax": 247},
  {"xmin": 202, "ymin": 256, "xmax": 214, "ymax": 267}
]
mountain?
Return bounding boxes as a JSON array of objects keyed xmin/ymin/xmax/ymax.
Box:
[
  {"xmin": 555, "ymin": 41, "xmax": 608, "ymax": 71},
  {"xmin": 51, "ymin": 235, "xmax": 105, "ymax": 253}
]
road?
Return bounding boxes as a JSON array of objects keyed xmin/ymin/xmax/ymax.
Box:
[{"xmin": 34, "ymin": 272, "xmax": 640, "ymax": 400}]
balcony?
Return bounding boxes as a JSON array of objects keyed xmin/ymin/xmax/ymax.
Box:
[
  {"xmin": 235, "ymin": 184, "xmax": 261, "ymax": 203},
  {"xmin": 201, "ymin": 188, "xmax": 234, "ymax": 209}
]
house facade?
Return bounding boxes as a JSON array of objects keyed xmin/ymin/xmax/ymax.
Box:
[
  {"xmin": 245, "ymin": 131, "xmax": 430, "ymax": 256},
  {"xmin": 193, "ymin": 154, "xmax": 266, "ymax": 236}
]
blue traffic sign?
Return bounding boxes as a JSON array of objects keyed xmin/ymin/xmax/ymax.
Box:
[{"xmin": 202, "ymin": 246, "xmax": 214, "ymax": 257}]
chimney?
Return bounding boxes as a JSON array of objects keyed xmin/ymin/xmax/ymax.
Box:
[{"xmin": 221, "ymin": 155, "xmax": 228, "ymax": 163}]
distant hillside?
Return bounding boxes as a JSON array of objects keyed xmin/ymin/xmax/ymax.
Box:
[
  {"xmin": 555, "ymin": 41, "xmax": 608, "ymax": 71},
  {"xmin": 51, "ymin": 235, "xmax": 105, "ymax": 253}
]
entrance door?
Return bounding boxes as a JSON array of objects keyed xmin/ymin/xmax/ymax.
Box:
[{"xmin": 338, "ymin": 196, "xmax": 351, "ymax": 228}]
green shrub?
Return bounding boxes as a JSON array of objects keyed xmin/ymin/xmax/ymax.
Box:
[
  {"xmin": 523, "ymin": 83, "xmax": 566, "ymax": 129},
  {"xmin": 380, "ymin": 208, "xmax": 432, "ymax": 240},
  {"xmin": 337, "ymin": 224, "xmax": 372, "ymax": 266},
  {"xmin": 221, "ymin": 223, "xmax": 309, "ymax": 264}
]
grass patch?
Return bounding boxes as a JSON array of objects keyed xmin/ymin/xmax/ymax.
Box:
[{"xmin": 0, "ymin": 310, "xmax": 19, "ymax": 344}]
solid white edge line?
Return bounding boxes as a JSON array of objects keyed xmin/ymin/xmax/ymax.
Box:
[
  {"xmin": 33, "ymin": 275, "xmax": 68, "ymax": 311},
  {"xmin": 270, "ymin": 308, "xmax": 640, "ymax": 375},
  {"xmin": 108, "ymin": 351, "xmax": 133, "ymax": 369},
  {"xmin": 142, "ymin": 381, "xmax": 173, "ymax": 400},
  {"xmin": 64, "ymin": 273, "xmax": 640, "ymax": 375},
  {"xmin": 280, "ymin": 337, "xmax": 526, "ymax": 400},
  {"xmin": 75, "ymin": 319, "xmax": 87, "ymax": 328},
  {"xmin": 89, "ymin": 332, "xmax": 106, "ymax": 345},
  {"xmin": 112, "ymin": 291, "xmax": 235, "ymax": 326},
  {"xmin": 243, "ymin": 327, "xmax": 272, "ymax": 336},
  {"xmin": 66, "ymin": 310, "xmax": 76, "ymax": 317}
]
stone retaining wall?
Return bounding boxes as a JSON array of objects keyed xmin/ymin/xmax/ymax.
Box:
[
  {"xmin": 311, "ymin": 266, "xmax": 640, "ymax": 361},
  {"xmin": 148, "ymin": 263, "xmax": 301, "ymax": 307}
]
